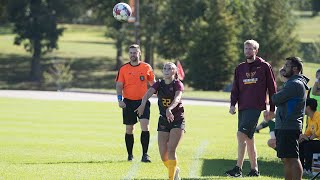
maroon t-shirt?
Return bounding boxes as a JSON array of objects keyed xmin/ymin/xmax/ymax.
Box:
[
  {"xmin": 230, "ymin": 57, "xmax": 277, "ymax": 111},
  {"xmin": 152, "ymin": 79, "xmax": 184, "ymax": 118}
]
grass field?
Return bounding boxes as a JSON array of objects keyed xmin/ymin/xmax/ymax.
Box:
[{"xmin": 0, "ymin": 97, "xmax": 312, "ymax": 179}]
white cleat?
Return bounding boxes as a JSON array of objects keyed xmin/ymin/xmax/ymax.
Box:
[{"xmin": 174, "ymin": 167, "xmax": 180, "ymax": 180}]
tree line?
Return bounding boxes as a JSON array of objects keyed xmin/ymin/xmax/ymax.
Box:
[{"xmin": 0, "ymin": 0, "xmax": 319, "ymax": 90}]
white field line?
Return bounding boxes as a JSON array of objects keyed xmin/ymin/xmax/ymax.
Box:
[
  {"xmin": 0, "ymin": 90, "xmax": 229, "ymax": 107},
  {"xmin": 188, "ymin": 140, "xmax": 209, "ymax": 178},
  {"xmin": 122, "ymin": 134, "xmax": 157, "ymax": 180}
]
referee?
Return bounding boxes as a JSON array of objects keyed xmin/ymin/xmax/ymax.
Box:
[{"xmin": 115, "ymin": 44, "xmax": 156, "ymax": 162}]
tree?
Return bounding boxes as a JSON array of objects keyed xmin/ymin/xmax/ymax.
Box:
[
  {"xmin": 227, "ymin": 0, "xmax": 258, "ymax": 63},
  {"xmin": 156, "ymin": 0, "xmax": 207, "ymax": 59},
  {"xmin": 185, "ymin": 0, "xmax": 239, "ymax": 90},
  {"xmin": 254, "ymin": 0, "xmax": 299, "ymax": 69},
  {"xmin": 7, "ymin": 0, "xmax": 64, "ymax": 82},
  {"xmin": 0, "ymin": 0, "xmax": 8, "ymax": 24},
  {"xmin": 87, "ymin": 0, "xmax": 126, "ymax": 70},
  {"xmin": 312, "ymin": 0, "xmax": 320, "ymax": 16}
]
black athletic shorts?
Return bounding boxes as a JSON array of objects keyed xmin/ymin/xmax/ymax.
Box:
[
  {"xmin": 122, "ymin": 98, "xmax": 150, "ymax": 125},
  {"xmin": 238, "ymin": 109, "xmax": 261, "ymax": 139},
  {"xmin": 157, "ymin": 115, "xmax": 185, "ymax": 132},
  {"xmin": 275, "ymin": 129, "xmax": 301, "ymax": 158}
]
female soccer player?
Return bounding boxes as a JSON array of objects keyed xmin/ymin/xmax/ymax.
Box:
[{"xmin": 135, "ymin": 62, "xmax": 185, "ymax": 180}]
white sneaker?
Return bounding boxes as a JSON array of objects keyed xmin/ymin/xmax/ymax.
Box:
[{"xmin": 174, "ymin": 167, "xmax": 180, "ymax": 180}]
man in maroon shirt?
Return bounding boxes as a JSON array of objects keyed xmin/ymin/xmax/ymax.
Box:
[{"xmin": 225, "ymin": 39, "xmax": 277, "ymax": 177}]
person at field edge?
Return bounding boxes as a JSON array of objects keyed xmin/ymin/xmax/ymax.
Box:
[
  {"xmin": 135, "ymin": 62, "xmax": 185, "ymax": 180},
  {"xmin": 307, "ymin": 69, "xmax": 320, "ymax": 111},
  {"xmin": 272, "ymin": 57, "xmax": 309, "ymax": 180},
  {"xmin": 298, "ymin": 98, "xmax": 320, "ymax": 176},
  {"xmin": 266, "ymin": 69, "xmax": 289, "ymax": 151},
  {"xmin": 115, "ymin": 44, "xmax": 156, "ymax": 162},
  {"xmin": 226, "ymin": 39, "xmax": 277, "ymax": 177}
]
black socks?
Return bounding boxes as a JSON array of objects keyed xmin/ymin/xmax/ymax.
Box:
[
  {"xmin": 140, "ymin": 131, "xmax": 150, "ymax": 155},
  {"xmin": 125, "ymin": 133, "xmax": 134, "ymax": 156}
]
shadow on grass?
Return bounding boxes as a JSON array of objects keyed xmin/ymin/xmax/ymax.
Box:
[
  {"xmin": 201, "ymin": 158, "xmax": 283, "ymax": 179},
  {"xmin": 0, "ymin": 54, "xmax": 118, "ymax": 90},
  {"xmin": 19, "ymin": 159, "xmax": 128, "ymax": 165},
  {"xmin": 61, "ymin": 40, "xmax": 114, "ymax": 45}
]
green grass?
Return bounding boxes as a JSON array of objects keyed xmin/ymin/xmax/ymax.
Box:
[
  {"xmin": 296, "ymin": 13, "xmax": 320, "ymax": 42},
  {"xmin": 0, "ymin": 97, "xmax": 310, "ymax": 179}
]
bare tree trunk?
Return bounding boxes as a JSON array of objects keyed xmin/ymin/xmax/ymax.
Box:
[
  {"xmin": 115, "ymin": 38, "xmax": 123, "ymax": 70},
  {"xmin": 144, "ymin": 35, "xmax": 154, "ymax": 67},
  {"xmin": 30, "ymin": 38, "xmax": 41, "ymax": 82}
]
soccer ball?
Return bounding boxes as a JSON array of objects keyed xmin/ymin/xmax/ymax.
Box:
[{"xmin": 113, "ymin": 2, "xmax": 132, "ymax": 22}]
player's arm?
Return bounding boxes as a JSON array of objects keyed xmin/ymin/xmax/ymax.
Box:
[
  {"xmin": 312, "ymin": 81, "xmax": 320, "ymax": 96},
  {"xmin": 116, "ymin": 82, "xmax": 126, "ymax": 108},
  {"xmin": 149, "ymin": 79, "xmax": 156, "ymax": 86},
  {"xmin": 271, "ymin": 82, "xmax": 296, "ymax": 106},
  {"xmin": 230, "ymin": 68, "xmax": 239, "ymax": 114},
  {"xmin": 266, "ymin": 63, "xmax": 277, "ymax": 112},
  {"xmin": 166, "ymin": 90, "xmax": 183, "ymax": 122},
  {"xmin": 135, "ymin": 87, "xmax": 156, "ymax": 117}
]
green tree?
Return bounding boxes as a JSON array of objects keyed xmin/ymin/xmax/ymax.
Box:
[
  {"xmin": 156, "ymin": 0, "xmax": 207, "ymax": 59},
  {"xmin": 0, "ymin": 0, "xmax": 8, "ymax": 24},
  {"xmin": 87, "ymin": 0, "xmax": 126, "ymax": 70},
  {"xmin": 228, "ymin": 0, "xmax": 257, "ymax": 63},
  {"xmin": 185, "ymin": 0, "xmax": 239, "ymax": 90},
  {"xmin": 7, "ymin": 0, "xmax": 64, "ymax": 82},
  {"xmin": 254, "ymin": 0, "xmax": 299, "ymax": 68}
]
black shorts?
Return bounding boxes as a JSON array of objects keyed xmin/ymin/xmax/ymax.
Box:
[
  {"xmin": 238, "ymin": 109, "xmax": 261, "ymax": 139},
  {"xmin": 157, "ymin": 115, "xmax": 185, "ymax": 132},
  {"xmin": 122, "ymin": 98, "xmax": 150, "ymax": 125},
  {"xmin": 275, "ymin": 129, "xmax": 301, "ymax": 158}
]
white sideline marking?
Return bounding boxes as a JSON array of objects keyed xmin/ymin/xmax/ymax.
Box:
[
  {"xmin": 188, "ymin": 140, "xmax": 209, "ymax": 178},
  {"xmin": 0, "ymin": 90, "xmax": 229, "ymax": 106},
  {"xmin": 122, "ymin": 134, "xmax": 157, "ymax": 180}
]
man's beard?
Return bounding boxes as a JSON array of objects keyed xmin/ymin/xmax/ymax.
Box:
[
  {"xmin": 283, "ymin": 70, "xmax": 293, "ymax": 78},
  {"xmin": 130, "ymin": 56, "xmax": 138, "ymax": 62},
  {"xmin": 246, "ymin": 55, "xmax": 254, "ymax": 60}
]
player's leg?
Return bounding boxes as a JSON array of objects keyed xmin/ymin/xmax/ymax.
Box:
[
  {"xmin": 236, "ymin": 131, "xmax": 247, "ymax": 168},
  {"xmin": 246, "ymin": 136, "xmax": 259, "ymax": 175},
  {"xmin": 158, "ymin": 131, "xmax": 170, "ymax": 166},
  {"xmin": 303, "ymin": 140, "xmax": 320, "ymax": 172},
  {"xmin": 125, "ymin": 125, "xmax": 135, "ymax": 161},
  {"xmin": 255, "ymin": 120, "xmax": 268, "ymax": 133},
  {"xmin": 167, "ymin": 128, "xmax": 184, "ymax": 180},
  {"xmin": 243, "ymin": 109, "xmax": 260, "ymax": 176},
  {"xmin": 277, "ymin": 130, "xmax": 302, "ymax": 179},
  {"xmin": 138, "ymin": 100, "xmax": 151, "ymax": 162},
  {"xmin": 123, "ymin": 99, "xmax": 138, "ymax": 161},
  {"xmin": 226, "ymin": 111, "xmax": 246, "ymax": 177},
  {"xmin": 267, "ymin": 138, "xmax": 277, "ymax": 149}
]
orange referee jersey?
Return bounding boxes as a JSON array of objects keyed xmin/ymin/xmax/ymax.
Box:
[{"xmin": 116, "ymin": 62, "xmax": 155, "ymax": 100}]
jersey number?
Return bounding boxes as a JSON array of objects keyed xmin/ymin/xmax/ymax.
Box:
[{"xmin": 162, "ymin": 98, "xmax": 171, "ymax": 107}]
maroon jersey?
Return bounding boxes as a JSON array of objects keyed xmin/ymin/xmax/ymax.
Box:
[
  {"xmin": 230, "ymin": 57, "xmax": 277, "ymax": 111},
  {"xmin": 152, "ymin": 79, "xmax": 184, "ymax": 119}
]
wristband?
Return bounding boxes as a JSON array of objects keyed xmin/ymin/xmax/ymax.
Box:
[{"xmin": 117, "ymin": 95, "xmax": 122, "ymax": 101}]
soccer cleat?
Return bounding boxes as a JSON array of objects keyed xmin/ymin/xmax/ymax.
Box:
[
  {"xmin": 225, "ymin": 166, "xmax": 242, "ymax": 178},
  {"xmin": 174, "ymin": 167, "xmax": 180, "ymax": 180},
  {"xmin": 247, "ymin": 169, "xmax": 260, "ymax": 177},
  {"xmin": 141, "ymin": 154, "xmax": 151, "ymax": 163},
  {"xmin": 128, "ymin": 154, "xmax": 134, "ymax": 161}
]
